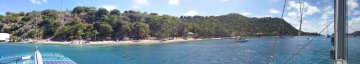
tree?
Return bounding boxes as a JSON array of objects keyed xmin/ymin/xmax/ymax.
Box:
[
  {"xmin": 70, "ymin": 19, "xmax": 92, "ymax": 40},
  {"xmin": 0, "ymin": 15, "xmax": 4, "ymax": 20},
  {"xmin": 9, "ymin": 36, "xmax": 20, "ymax": 42},
  {"xmin": 72, "ymin": 6, "xmax": 85, "ymax": 14},
  {"xmin": 132, "ymin": 22, "xmax": 150, "ymax": 39},
  {"xmin": 0, "ymin": 24, "xmax": 3, "ymax": 32},
  {"xmin": 119, "ymin": 21, "xmax": 131, "ymax": 39},
  {"xmin": 91, "ymin": 30, "xmax": 99, "ymax": 41},
  {"xmin": 41, "ymin": 18, "xmax": 61, "ymax": 38},
  {"xmin": 96, "ymin": 8, "xmax": 109, "ymax": 21},
  {"xmin": 2, "ymin": 14, "xmax": 19, "ymax": 23},
  {"xmin": 176, "ymin": 22, "xmax": 190, "ymax": 37},
  {"xmin": 55, "ymin": 18, "xmax": 93, "ymax": 41},
  {"xmin": 72, "ymin": 6, "xmax": 97, "ymax": 14},
  {"xmin": 56, "ymin": 26, "xmax": 72, "ymax": 41},
  {"xmin": 97, "ymin": 22, "xmax": 113, "ymax": 40},
  {"xmin": 110, "ymin": 9, "xmax": 120, "ymax": 15},
  {"xmin": 27, "ymin": 29, "xmax": 43, "ymax": 40},
  {"xmin": 42, "ymin": 9, "xmax": 58, "ymax": 19}
]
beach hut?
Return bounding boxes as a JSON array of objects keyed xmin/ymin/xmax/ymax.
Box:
[{"xmin": 0, "ymin": 33, "xmax": 10, "ymax": 42}]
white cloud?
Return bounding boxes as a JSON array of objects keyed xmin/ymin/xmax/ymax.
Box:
[
  {"xmin": 102, "ymin": 5, "xmax": 117, "ymax": 11},
  {"xmin": 282, "ymin": 1, "xmax": 323, "ymax": 33},
  {"xmin": 131, "ymin": 5, "xmax": 145, "ymax": 11},
  {"xmin": 132, "ymin": 0, "xmax": 149, "ymax": 10},
  {"xmin": 222, "ymin": 0, "xmax": 229, "ymax": 2},
  {"xmin": 270, "ymin": 0, "xmax": 278, "ymax": 2},
  {"xmin": 240, "ymin": 12, "xmax": 252, "ymax": 16},
  {"xmin": 318, "ymin": 6, "xmax": 334, "ymax": 35},
  {"xmin": 134, "ymin": 0, "xmax": 149, "ymax": 6},
  {"xmin": 283, "ymin": 16, "xmax": 324, "ymax": 34},
  {"xmin": 184, "ymin": 10, "xmax": 198, "ymax": 16},
  {"xmin": 30, "ymin": 0, "xmax": 40, "ymax": 4},
  {"xmin": 348, "ymin": 0, "xmax": 360, "ymax": 16},
  {"xmin": 251, "ymin": 15, "xmax": 271, "ymax": 18},
  {"xmin": 132, "ymin": 6, "xmax": 140, "ymax": 9},
  {"xmin": 29, "ymin": 0, "xmax": 47, "ymax": 5},
  {"xmin": 320, "ymin": 6, "xmax": 333, "ymax": 21},
  {"xmin": 169, "ymin": 0, "xmax": 180, "ymax": 5},
  {"xmin": 349, "ymin": 16, "xmax": 360, "ymax": 33},
  {"xmin": 347, "ymin": 0, "xmax": 360, "ymax": 33},
  {"xmin": 287, "ymin": 1, "xmax": 320, "ymax": 17},
  {"xmin": 306, "ymin": 6, "xmax": 320, "ymax": 15},
  {"xmin": 42, "ymin": 0, "xmax": 47, "ymax": 3},
  {"xmin": 269, "ymin": 8, "xmax": 280, "ymax": 14},
  {"xmin": 287, "ymin": 12, "xmax": 298, "ymax": 17}
]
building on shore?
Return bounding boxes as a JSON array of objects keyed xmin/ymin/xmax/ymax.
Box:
[{"xmin": 0, "ymin": 33, "xmax": 10, "ymax": 42}]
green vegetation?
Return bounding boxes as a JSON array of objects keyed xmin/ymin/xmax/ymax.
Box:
[
  {"xmin": 9, "ymin": 36, "xmax": 20, "ymax": 42},
  {"xmin": 0, "ymin": 6, "xmax": 319, "ymax": 41}
]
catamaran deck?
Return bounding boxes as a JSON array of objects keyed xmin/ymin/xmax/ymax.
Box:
[{"xmin": 0, "ymin": 52, "xmax": 76, "ymax": 64}]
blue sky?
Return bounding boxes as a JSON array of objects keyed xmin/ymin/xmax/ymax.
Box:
[{"xmin": 0, "ymin": 0, "xmax": 360, "ymax": 34}]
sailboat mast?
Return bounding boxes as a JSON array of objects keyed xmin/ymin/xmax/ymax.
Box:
[
  {"xmin": 333, "ymin": 0, "xmax": 348, "ymax": 64},
  {"xmin": 298, "ymin": 0, "xmax": 304, "ymax": 36}
]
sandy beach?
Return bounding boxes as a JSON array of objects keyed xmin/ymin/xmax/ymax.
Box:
[{"xmin": 4, "ymin": 38, "xmax": 223, "ymax": 45}]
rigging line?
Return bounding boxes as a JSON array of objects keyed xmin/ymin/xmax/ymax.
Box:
[
  {"xmin": 285, "ymin": 21, "xmax": 334, "ymax": 64},
  {"xmin": 348, "ymin": 25, "xmax": 357, "ymax": 31},
  {"xmin": 280, "ymin": 0, "xmax": 287, "ymax": 18},
  {"xmin": 296, "ymin": 21, "xmax": 332, "ymax": 64},
  {"xmin": 348, "ymin": 24, "xmax": 360, "ymax": 31},
  {"xmin": 268, "ymin": 0, "xmax": 287, "ymax": 64},
  {"xmin": 352, "ymin": 25, "xmax": 360, "ymax": 30}
]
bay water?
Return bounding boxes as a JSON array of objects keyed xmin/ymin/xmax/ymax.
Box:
[{"xmin": 0, "ymin": 36, "xmax": 359, "ymax": 64}]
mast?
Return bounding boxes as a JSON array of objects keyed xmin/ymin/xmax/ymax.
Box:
[
  {"xmin": 298, "ymin": 0, "xmax": 304, "ymax": 36},
  {"xmin": 332, "ymin": 0, "xmax": 348, "ymax": 64}
]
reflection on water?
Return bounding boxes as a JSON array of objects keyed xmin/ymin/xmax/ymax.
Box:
[{"xmin": 0, "ymin": 36, "xmax": 359, "ymax": 64}]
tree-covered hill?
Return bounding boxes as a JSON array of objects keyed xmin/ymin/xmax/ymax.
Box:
[
  {"xmin": 351, "ymin": 31, "xmax": 360, "ymax": 35},
  {"xmin": 0, "ymin": 6, "xmax": 319, "ymax": 41}
]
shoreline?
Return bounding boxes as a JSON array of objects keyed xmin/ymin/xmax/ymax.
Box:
[{"xmin": 2, "ymin": 37, "xmax": 225, "ymax": 45}]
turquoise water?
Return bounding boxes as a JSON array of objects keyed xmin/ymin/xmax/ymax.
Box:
[{"xmin": 0, "ymin": 36, "xmax": 359, "ymax": 64}]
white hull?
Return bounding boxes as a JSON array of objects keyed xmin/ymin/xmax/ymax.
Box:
[{"xmin": 34, "ymin": 50, "xmax": 43, "ymax": 64}]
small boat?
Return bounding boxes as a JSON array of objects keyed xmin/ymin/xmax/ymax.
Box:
[
  {"xmin": 235, "ymin": 36, "xmax": 248, "ymax": 42},
  {"xmin": 236, "ymin": 38, "xmax": 248, "ymax": 42}
]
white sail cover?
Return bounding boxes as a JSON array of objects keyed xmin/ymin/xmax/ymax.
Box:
[{"xmin": 34, "ymin": 50, "xmax": 43, "ymax": 64}]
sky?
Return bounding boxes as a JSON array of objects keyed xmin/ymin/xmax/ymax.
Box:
[{"xmin": 0, "ymin": 0, "xmax": 360, "ymax": 35}]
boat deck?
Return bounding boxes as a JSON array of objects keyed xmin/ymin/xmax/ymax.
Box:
[
  {"xmin": 0, "ymin": 52, "xmax": 76, "ymax": 64},
  {"xmin": 0, "ymin": 56, "xmax": 22, "ymax": 63}
]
